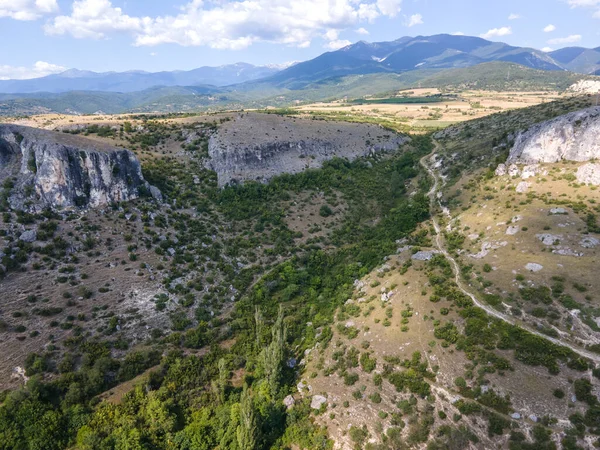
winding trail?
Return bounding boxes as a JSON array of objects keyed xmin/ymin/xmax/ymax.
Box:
[{"xmin": 420, "ymin": 140, "xmax": 600, "ymax": 364}]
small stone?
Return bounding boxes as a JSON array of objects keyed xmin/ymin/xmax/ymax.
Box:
[
  {"xmin": 529, "ymin": 414, "xmax": 538, "ymax": 423},
  {"xmin": 511, "ymin": 413, "xmax": 521, "ymax": 420},
  {"xmin": 495, "ymin": 164, "xmax": 507, "ymax": 176}
]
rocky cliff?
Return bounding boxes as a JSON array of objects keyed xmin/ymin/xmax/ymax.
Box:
[
  {"xmin": 507, "ymin": 106, "xmax": 600, "ymax": 164},
  {"xmin": 207, "ymin": 113, "xmax": 409, "ymax": 186},
  {"xmin": 0, "ymin": 124, "xmax": 160, "ymax": 210}
]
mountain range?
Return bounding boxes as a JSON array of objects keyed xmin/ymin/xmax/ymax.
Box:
[
  {"xmin": 263, "ymin": 34, "xmax": 568, "ymax": 89},
  {"xmin": 2, "ymin": 34, "xmax": 599, "ymax": 96},
  {"xmin": 0, "ymin": 62, "xmax": 284, "ymax": 94}
]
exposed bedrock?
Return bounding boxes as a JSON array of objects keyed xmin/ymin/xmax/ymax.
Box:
[
  {"xmin": 507, "ymin": 106, "xmax": 600, "ymax": 164},
  {"xmin": 0, "ymin": 124, "xmax": 160, "ymax": 211},
  {"xmin": 207, "ymin": 113, "xmax": 410, "ymax": 186}
]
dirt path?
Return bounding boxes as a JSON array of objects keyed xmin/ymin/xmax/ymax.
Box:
[{"xmin": 420, "ymin": 141, "xmax": 600, "ymax": 365}]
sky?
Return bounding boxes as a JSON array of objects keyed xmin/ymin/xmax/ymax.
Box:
[{"xmin": 0, "ymin": 0, "xmax": 599, "ymax": 79}]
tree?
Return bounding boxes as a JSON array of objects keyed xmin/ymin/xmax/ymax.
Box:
[
  {"xmin": 255, "ymin": 306, "xmax": 265, "ymax": 349},
  {"xmin": 259, "ymin": 306, "xmax": 287, "ymax": 396},
  {"xmin": 213, "ymin": 358, "xmax": 228, "ymax": 404},
  {"xmin": 237, "ymin": 385, "xmax": 257, "ymax": 450}
]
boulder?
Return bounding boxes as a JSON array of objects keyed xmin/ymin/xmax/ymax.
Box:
[
  {"xmin": 525, "ymin": 263, "xmax": 543, "ymax": 272},
  {"xmin": 311, "ymin": 395, "xmax": 327, "ymax": 410},
  {"xmin": 536, "ymin": 234, "xmax": 562, "ymax": 246},
  {"xmin": 550, "ymin": 208, "xmax": 568, "ymax": 215},
  {"xmin": 19, "ymin": 230, "xmax": 37, "ymax": 243},
  {"xmin": 411, "ymin": 251, "xmax": 437, "ymax": 261},
  {"xmin": 515, "ymin": 182, "xmax": 530, "ymax": 193},
  {"xmin": 283, "ymin": 395, "xmax": 295, "ymax": 409},
  {"xmin": 506, "ymin": 226, "xmax": 520, "ymax": 236},
  {"xmin": 581, "ymin": 237, "xmax": 600, "ymax": 248}
]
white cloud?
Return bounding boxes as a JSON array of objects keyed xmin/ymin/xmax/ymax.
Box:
[
  {"xmin": 376, "ymin": 0, "xmax": 402, "ymax": 17},
  {"xmin": 451, "ymin": 31, "xmax": 465, "ymax": 36},
  {"xmin": 566, "ymin": 0, "xmax": 600, "ymax": 6},
  {"xmin": 508, "ymin": 13, "xmax": 521, "ymax": 20},
  {"xmin": 324, "ymin": 29, "xmax": 339, "ymax": 41},
  {"xmin": 541, "ymin": 46, "xmax": 553, "ymax": 52},
  {"xmin": 543, "ymin": 24, "xmax": 556, "ymax": 32},
  {"xmin": 356, "ymin": 27, "xmax": 369, "ymax": 35},
  {"xmin": 0, "ymin": 61, "xmax": 67, "ymax": 80},
  {"xmin": 566, "ymin": 0, "xmax": 600, "ymax": 18},
  {"xmin": 325, "ymin": 39, "xmax": 352, "ymax": 50},
  {"xmin": 44, "ymin": 0, "xmax": 404, "ymax": 49},
  {"xmin": 0, "ymin": 0, "xmax": 58, "ymax": 21},
  {"xmin": 45, "ymin": 0, "xmax": 145, "ymax": 39},
  {"xmin": 406, "ymin": 13, "xmax": 423, "ymax": 27},
  {"xmin": 480, "ymin": 26, "xmax": 512, "ymax": 40},
  {"xmin": 547, "ymin": 34, "xmax": 582, "ymax": 44}
]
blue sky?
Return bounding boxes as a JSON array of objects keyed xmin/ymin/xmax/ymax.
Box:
[{"xmin": 0, "ymin": 0, "xmax": 599, "ymax": 79}]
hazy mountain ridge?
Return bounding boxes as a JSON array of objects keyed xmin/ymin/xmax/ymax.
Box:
[{"xmin": 0, "ymin": 62, "xmax": 282, "ymax": 94}]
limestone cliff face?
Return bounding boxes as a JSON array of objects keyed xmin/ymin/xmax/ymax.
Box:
[
  {"xmin": 0, "ymin": 124, "xmax": 160, "ymax": 210},
  {"xmin": 207, "ymin": 113, "xmax": 409, "ymax": 186},
  {"xmin": 507, "ymin": 106, "xmax": 600, "ymax": 164}
]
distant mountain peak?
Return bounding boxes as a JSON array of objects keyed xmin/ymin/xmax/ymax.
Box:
[{"xmin": 263, "ymin": 34, "xmax": 598, "ymax": 88}]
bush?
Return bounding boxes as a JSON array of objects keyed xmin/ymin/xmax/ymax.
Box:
[
  {"xmin": 360, "ymin": 352, "xmax": 377, "ymax": 373},
  {"xmin": 319, "ymin": 205, "xmax": 333, "ymax": 217}
]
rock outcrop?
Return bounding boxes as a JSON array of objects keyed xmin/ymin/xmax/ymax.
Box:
[
  {"xmin": 0, "ymin": 124, "xmax": 160, "ymax": 211},
  {"xmin": 207, "ymin": 113, "xmax": 409, "ymax": 186},
  {"xmin": 507, "ymin": 106, "xmax": 600, "ymax": 164},
  {"xmin": 576, "ymin": 163, "xmax": 600, "ymax": 185}
]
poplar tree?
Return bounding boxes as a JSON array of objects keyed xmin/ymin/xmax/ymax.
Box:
[{"xmin": 236, "ymin": 385, "xmax": 257, "ymax": 450}]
